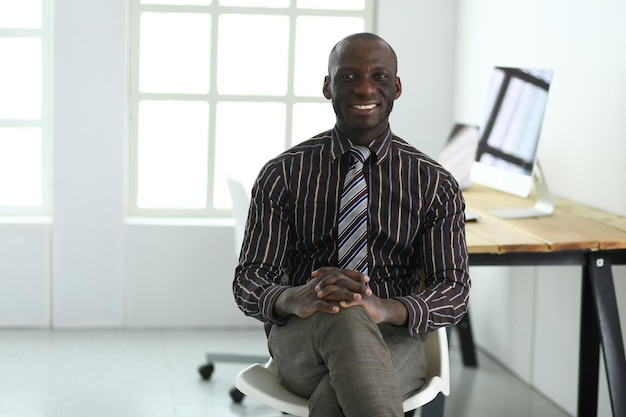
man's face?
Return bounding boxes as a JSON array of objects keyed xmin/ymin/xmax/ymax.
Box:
[{"xmin": 323, "ymin": 38, "xmax": 402, "ymax": 143}]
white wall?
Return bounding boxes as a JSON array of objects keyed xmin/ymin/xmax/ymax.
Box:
[
  {"xmin": 0, "ymin": 222, "xmax": 50, "ymax": 327},
  {"xmin": 378, "ymin": 0, "xmax": 458, "ymax": 157},
  {"xmin": 453, "ymin": 1, "xmax": 626, "ymax": 416},
  {"xmin": 52, "ymin": 0, "xmax": 127, "ymax": 327},
  {"xmin": 124, "ymin": 220, "xmax": 251, "ymax": 328}
]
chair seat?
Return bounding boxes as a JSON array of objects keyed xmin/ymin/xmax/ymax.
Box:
[
  {"xmin": 235, "ymin": 326, "xmax": 450, "ymax": 417},
  {"xmin": 401, "ymin": 374, "xmax": 447, "ymax": 412},
  {"xmin": 235, "ymin": 360, "xmax": 309, "ymax": 416}
]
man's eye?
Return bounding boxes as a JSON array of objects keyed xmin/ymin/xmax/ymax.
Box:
[
  {"xmin": 375, "ymin": 73, "xmax": 390, "ymax": 80},
  {"xmin": 339, "ymin": 74, "xmax": 356, "ymax": 80}
]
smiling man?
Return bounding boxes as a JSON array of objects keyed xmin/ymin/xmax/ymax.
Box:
[
  {"xmin": 324, "ymin": 33, "xmax": 400, "ymax": 143},
  {"xmin": 233, "ymin": 33, "xmax": 470, "ymax": 417}
]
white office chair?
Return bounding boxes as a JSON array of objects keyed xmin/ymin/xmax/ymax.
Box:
[
  {"xmin": 225, "ymin": 175, "xmax": 250, "ymax": 258},
  {"xmin": 197, "ymin": 175, "xmax": 269, "ymax": 402},
  {"xmin": 235, "ymin": 326, "xmax": 451, "ymax": 417}
]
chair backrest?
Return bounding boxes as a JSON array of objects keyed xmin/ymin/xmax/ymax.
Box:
[
  {"xmin": 226, "ymin": 175, "xmax": 251, "ymax": 258},
  {"xmin": 235, "ymin": 326, "xmax": 451, "ymax": 416},
  {"xmin": 402, "ymin": 326, "xmax": 450, "ymax": 412},
  {"xmin": 425, "ymin": 325, "xmax": 450, "ymax": 392}
]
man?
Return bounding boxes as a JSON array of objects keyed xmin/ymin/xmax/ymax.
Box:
[{"xmin": 233, "ymin": 32, "xmax": 470, "ymax": 417}]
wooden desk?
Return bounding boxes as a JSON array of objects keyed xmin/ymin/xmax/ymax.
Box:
[{"xmin": 461, "ymin": 185, "xmax": 626, "ymax": 417}]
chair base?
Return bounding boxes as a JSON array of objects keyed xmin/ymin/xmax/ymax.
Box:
[{"xmin": 198, "ymin": 352, "xmax": 269, "ymax": 405}]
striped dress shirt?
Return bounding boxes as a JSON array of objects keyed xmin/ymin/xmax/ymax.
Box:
[{"xmin": 233, "ymin": 128, "xmax": 470, "ymax": 336}]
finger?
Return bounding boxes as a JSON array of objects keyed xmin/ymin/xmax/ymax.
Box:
[
  {"xmin": 340, "ymin": 269, "xmax": 370, "ymax": 284},
  {"xmin": 314, "ymin": 300, "xmax": 341, "ymax": 314},
  {"xmin": 311, "ymin": 266, "xmax": 336, "ymax": 276},
  {"xmin": 313, "ymin": 267, "xmax": 370, "ymax": 284},
  {"xmin": 313, "ymin": 270, "xmax": 370, "ymax": 293},
  {"xmin": 313, "ymin": 269, "xmax": 350, "ymax": 291},
  {"xmin": 311, "ymin": 267, "xmax": 344, "ymax": 283},
  {"xmin": 339, "ymin": 300, "xmax": 360, "ymax": 308},
  {"xmin": 315, "ymin": 279, "xmax": 372, "ymax": 299},
  {"xmin": 316, "ymin": 285, "xmax": 364, "ymax": 302}
]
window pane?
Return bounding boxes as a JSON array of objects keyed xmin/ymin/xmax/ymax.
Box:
[
  {"xmin": 214, "ymin": 102, "xmax": 286, "ymax": 208},
  {"xmin": 293, "ymin": 16, "xmax": 364, "ymax": 97},
  {"xmin": 217, "ymin": 14, "xmax": 289, "ymax": 96},
  {"xmin": 219, "ymin": 0, "xmax": 288, "ymax": 7},
  {"xmin": 139, "ymin": 12, "xmax": 211, "ymax": 94},
  {"xmin": 297, "ymin": 0, "xmax": 365, "ymax": 10},
  {"xmin": 137, "ymin": 100, "xmax": 209, "ymax": 209},
  {"xmin": 0, "ymin": 128, "xmax": 42, "ymax": 206},
  {"xmin": 0, "ymin": 38, "xmax": 42, "ymax": 119},
  {"xmin": 0, "ymin": 0, "xmax": 41, "ymax": 28},
  {"xmin": 291, "ymin": 102, "xmax": 336, "ymax": 146},
  {"xmin": 141, "ymin": 0, "xmax": 211, "ymax": 5},
  {"xmin": 129, "ymin": 0, "xmax": 373, "ymax": 216}
]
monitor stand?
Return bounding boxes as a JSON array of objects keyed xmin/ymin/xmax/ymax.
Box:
[{"xmin": 491, "ymin": 161, "xmax": 554, "ymax": 219}]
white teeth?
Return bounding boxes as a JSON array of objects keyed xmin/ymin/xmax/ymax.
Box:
[{"xmin": 353, "ymin": 104, "xmax": 376, "ymax": 110}]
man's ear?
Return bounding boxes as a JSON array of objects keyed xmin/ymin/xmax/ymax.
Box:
[
  {"xmin": 394, "ymin": 76, "xmax": 402, "ymax": 100},
  {"xmin": 323, "ymin": 76, "xmax": 332, "ymax": 99}
]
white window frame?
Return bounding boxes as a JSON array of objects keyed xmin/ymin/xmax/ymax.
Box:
[
  {"xmin": 0, "ymin": 0, "xmax": 52, "ymax": 216},
  {"xmin": 128, "ymin": 0, "xmax": 374, "ymax": 218}
]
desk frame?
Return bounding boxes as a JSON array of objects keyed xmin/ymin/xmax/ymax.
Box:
[{"xmin": 466, "ymin": 249, "xmax": 626, "ymax": 417}]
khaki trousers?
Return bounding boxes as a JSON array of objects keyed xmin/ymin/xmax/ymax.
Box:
[{"xmin": 268, "ymin": 306, "xmax": 427, "ymax": 417}]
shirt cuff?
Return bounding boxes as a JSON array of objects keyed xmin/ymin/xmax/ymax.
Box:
[
  {"xmin": 394, "ymin": 295, "xmax": 430, "ymax": 337},
  {"xmin": 259, "ymin": 284, "xmax": 290, "ymax": 326}
]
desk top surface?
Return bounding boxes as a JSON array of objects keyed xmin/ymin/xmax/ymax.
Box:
[{"xmin": 463, "ymin": 185, "xmax": 626, "ymax": 254}]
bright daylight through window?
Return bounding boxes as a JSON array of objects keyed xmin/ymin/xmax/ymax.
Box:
[
  {"xmin": 0, "ymin": 0, "xmax": 50, "ymax": 215},
  {"xmin": 130, "ymin": 0, "xmax": 373, "ymax": 217}
]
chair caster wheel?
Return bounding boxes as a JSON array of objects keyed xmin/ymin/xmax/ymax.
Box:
[
  {"xmin": 230, "ymin": 387, "xmax": 245, "ymax": 403},
  {"xmin": 198, "ymin": 363, "xmax": 214, "ymax": 380}
]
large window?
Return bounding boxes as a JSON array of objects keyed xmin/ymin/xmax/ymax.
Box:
[
  {"xmin": 129, "ymin": 0, "xmax": 373, "ymax": 217},
  {"xmin": 0, "ymin": 0, "xmax": 51, "ymax": 215}
]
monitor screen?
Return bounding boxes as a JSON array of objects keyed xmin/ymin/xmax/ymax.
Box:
[
  {"xmin": 437, "ymin": 123, "xmax": 479, "ymax": 190},
  {"xmin": 470, "ymin": 67, "xmax": 553, "ymax": 197}
]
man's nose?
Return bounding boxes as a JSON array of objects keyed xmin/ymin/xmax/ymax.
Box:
[{"xmin": 354, "ymin": 79, "xmax": 376, "ymax": 97}]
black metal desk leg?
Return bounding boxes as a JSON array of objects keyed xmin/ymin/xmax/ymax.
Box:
[
  {"xmin": 419, "ymin": 392, "xmax": 445, "ymax": 417},
  {"xmin": 587, "ymin": 253, "xmax": 626, "ymax": 417},
  {"xmin": 578, "ymin": 264, "xmax": 600, "ymax": 417},
  {"xmin": 456, "ymin": 310, "xmax": 478, "ymax": 367}
]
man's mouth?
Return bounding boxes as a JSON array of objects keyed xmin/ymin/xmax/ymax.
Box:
[{"xmin": 351, "ymin": 104, "xmax": 377, "ymax": 110}]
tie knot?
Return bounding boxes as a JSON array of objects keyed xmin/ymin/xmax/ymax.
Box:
[{"xmin": 350, "ymin": 146, "xmax": 370, "ymax": 165}]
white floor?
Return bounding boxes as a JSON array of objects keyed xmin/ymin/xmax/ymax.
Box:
[{"xmin": 0, "ymin": 328, "xmax": 571, "ymax": 417}]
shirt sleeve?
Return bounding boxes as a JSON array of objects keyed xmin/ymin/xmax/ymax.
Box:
[
  {"xmin": 395, "ymin": 176, "xmax": 471, "ymax": 336},
  {"xmin": 232, "ymin": 163, "xmax": 291, "ymax": 326}
]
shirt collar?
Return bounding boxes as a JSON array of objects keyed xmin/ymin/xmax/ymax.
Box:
[{"xmin": 330, "ymin": 126, "xmax": 393, "ymax": 166}]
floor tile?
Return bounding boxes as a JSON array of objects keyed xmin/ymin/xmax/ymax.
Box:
[{"xmin": 0, "ymin": 329, "xmax": 570, "ymax": 417}]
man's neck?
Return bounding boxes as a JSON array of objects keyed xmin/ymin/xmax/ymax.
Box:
[{"xmin": 335, "ymin": 124, "xmax": 391, "ymax": 147}]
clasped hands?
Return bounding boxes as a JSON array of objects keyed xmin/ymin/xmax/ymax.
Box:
[
  {"xmin": 274, "ymin": 266, "xmax": 403, "ymax": 325},
  {"xmin": 312, "ymin": 266, "xmax": 372, "ymax": 312}
]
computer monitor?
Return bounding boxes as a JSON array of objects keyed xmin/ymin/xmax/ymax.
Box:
[
  {"xmin": 437, "ymin": 123, "xmax": 479, "ymax": 190},
  {"xmin": 470, "ymin": 66, "xmax": 554, "ymax": 218}
]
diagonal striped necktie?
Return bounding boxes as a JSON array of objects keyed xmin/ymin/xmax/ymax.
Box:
[{"xmin": 338, "ymin": 145, "xmax": 371, "ymax": 275}]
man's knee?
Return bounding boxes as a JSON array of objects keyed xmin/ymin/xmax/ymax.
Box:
[
  {"xmin": 316, "ymin": 307, "xmax": 385, "ymax": 349},
  {"xmin": 328, "ymin": 306, "xmax": 372, "ymax": 325},
  {"xmin": 317, "ymin": 306, "xmax": 374, "ymax": 332}
]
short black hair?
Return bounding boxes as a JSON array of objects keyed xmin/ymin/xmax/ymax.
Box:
[{"xmin": 327, "ymin": 32, "xmax": 398, "ymax": 75}]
